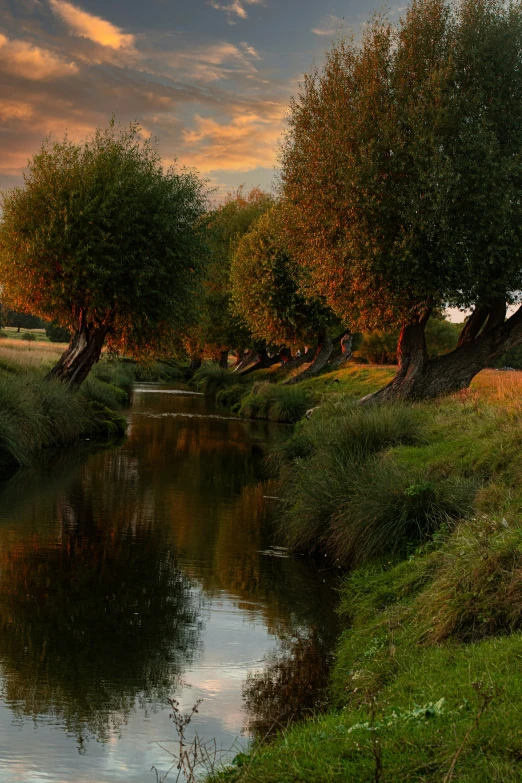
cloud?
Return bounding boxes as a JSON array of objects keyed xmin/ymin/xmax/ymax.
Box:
[
  {"xmin": 311, "ymin": 14, "xmax": 344, "ymax": 36},
  {"xmin": 0, "ymin": 33, "xmax": 78, "ymax": 80},
  {"xmin": 48, "ymin": 0, "xmax": 135, "ymax": 50},
  {"xmin": 209, "ymin": 0, "xmax": 262, "ymax": 24},
  {"xmin": 160, "ymin": 41, "xmax": 260, "ymax": 82},
  {"xmin": 182, "ymin": 103, "xmax": 286, "ymax": 172}
]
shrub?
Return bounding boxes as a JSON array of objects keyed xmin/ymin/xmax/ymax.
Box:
[
  {"xmin": 275, "ymin": 402, "xmax": 455, "ymax": 560},
  {"xmin": 270, "ymin": 402, "xmax": 423, "ymax": 556},
  {"xmin": 91, "ymin": 360, "xmax": 135, "ymax": 394},
  {"xmin": 45, "ymin": 321, "xmax": 71, "ymax": 342},
  {"xmin": 21, "ymin": 332, "xmax": 36, "ymax": 342},
  {"xmin": 239, "ymin": 382, "xmax": 312, "ymax": 423},
  {"xmin": 0, "ymin": 331, "xmax": 8, "ymax": 339},
  {"xmin": 416, "ymin": 517, "xmax": 522, "ymax": 643}
]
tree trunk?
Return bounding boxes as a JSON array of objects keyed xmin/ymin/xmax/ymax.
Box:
[
  {"xmin": 285, "ymin": 332, "xmax": 333, "ymax": 385},
  {"xmin": 219, "ymin": 349, "xmax": 229, "ymax": 369},
  {"xmin": 239, "ymin": 347, "xmax": 281, "ymax": 376},
  {"xmin": 328, "ymin": 330, "xmax": 353, "ymax": 368},
  {"xmin": 361, "ymin": 303, "xmax": 522, "ymax": 404},
  {"xmin": 47, "ymin": 316, "xmax": 108, "ymax": 387},
  {"xmin": 189, "ymin": 355, "xmax": 202, "ymax": 374}
]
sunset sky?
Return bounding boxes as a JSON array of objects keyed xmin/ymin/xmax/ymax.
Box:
[{"xmin": 0, "ymin": 0, "xmax": 399, "ymax": 200}]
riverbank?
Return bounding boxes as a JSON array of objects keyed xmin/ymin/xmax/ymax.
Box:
[
  {"xmin": 208, "ymin": 366, "xmax": 522, "ymax": 782},
  {"xmin": 0, "ymin": 339, "xmax": 193, "ymax": 478}
]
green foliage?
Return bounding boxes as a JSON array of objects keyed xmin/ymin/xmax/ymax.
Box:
[
  {"xmin": 231, "ymin": 206, "xmax": 334, "ymax": 346},
  {"xmin": 21, "ymin": 332, "xmax": 36, "ymax": 342},
  {"xmin": 0, "ymin": 359, "xmax": 131, "ymax": 474},
  {"xmin": 0, "ymin": 120, "xmax": 208, "ymax": 359},
  {"xmin": 0, "ymin": 372, "xmax": 89, "ymax": 471},
  {"xmin": 3, "ymin": 310, "xmax": 44, "ymax": 330},
  {"xmin": 239, "ymin": 381, "xmax": 312, "ymax": 423},
  {"xmin": 190, "ymin": 187, "xmax": 274, "ymax": 360},
  {"xmin": 281, "ymin": 0, "xmax": 522, "ymax": 331},
  {"xmin": 45, "ymin": 321, "xmax": 71, "ymax": 343}
]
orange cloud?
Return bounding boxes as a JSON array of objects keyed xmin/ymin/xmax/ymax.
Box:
[
  {"xmin": 182, "ymin": 105, "xmax": 286, "ymax": 172},
  {"xmin": 0, "ymin": 33, "xmax": 78, "ymax": 80},
  {"xmin": 49, "ymin": 0, "xmax": 135, "ymax": 50}
]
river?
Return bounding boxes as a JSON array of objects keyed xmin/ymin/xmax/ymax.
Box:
[{"xmin": 0, "ymin": 384, "xmax": 338, "ymax": 782}]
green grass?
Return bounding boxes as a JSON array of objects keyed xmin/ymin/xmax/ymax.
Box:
[
  {"xmin": 207, "ymin": 367, "xmax": 522, "ymax": 783},
  {"xmin": 0, "ymin": 358, "xmax": 130, "ymax": 476},
  {"xmin": 239, "ymin": 381, "xmax": 313, "ymax": 423},
  {"xmin": 192, "ymin": 362, "xmax": 242, "ymax": 398}
]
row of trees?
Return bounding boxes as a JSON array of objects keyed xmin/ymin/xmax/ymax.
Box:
[{"xmin": 2, "ymin": 0, "xmax": 522, "ymax": 400}]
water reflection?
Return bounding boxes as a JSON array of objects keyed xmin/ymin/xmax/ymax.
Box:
[{"xmin": 0, "ymin": 385, "xmax": 338, "ymax": 782}]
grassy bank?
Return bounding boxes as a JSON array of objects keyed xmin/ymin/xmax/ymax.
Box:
[
  {"xmin": 0, "ymin": 340, "xmax": 137, "ymax": 476},
  {"xmin": 208, "ymin": 367, "xmax": 522, "ymax": 783}
]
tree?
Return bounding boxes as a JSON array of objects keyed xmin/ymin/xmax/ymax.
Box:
[
  {"xmin": 45, "ymin": 321, "xmax": 71, "ymax": 343},
  {"xmin": 3, "ymin": 309, "xmax": 44, "ymax": 332},
  {"xmin": 281, "ymin": 0, "xmax": 522, "ymax": 401},
  {"xmin": 0, "ymin": 121, "xmax": 208, "ymax": 386},
  {"xmin": 194, "ymin": 186, "xmax": 274, "ymax": 368},
  {"xmin": 231, "ymin": 206, "xmax": 337, "ymax": 380}
]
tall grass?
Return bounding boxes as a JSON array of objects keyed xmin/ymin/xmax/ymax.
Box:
[
  {"xmin": 272, "ymin": 403, "xmax": 434, "ymax": 561},
  {"xmin": 239, "ymin": 381, "xmax": 312, "ymax": 423},
  {"xmin": 0, "ymin": 359, "xmax": 131, "ymax": 475},
  {"xmin": 192, "ymin": 362, "xmax": 239, "ymax": 398},
  {"xmin": 416, "ymin": 517, "xmax": 522, "ymax": 642},
  {"xmin": 0, "ymin": 372, "xmax": 90, "ymax": 470}
]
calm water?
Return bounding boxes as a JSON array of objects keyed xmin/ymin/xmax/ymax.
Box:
[{"xmin": 0, "ymin": 385, "xmax": 338, "ymax": 783}]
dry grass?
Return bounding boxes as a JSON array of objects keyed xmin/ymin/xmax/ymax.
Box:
[
  {"xmin": 0, "ymin": 339, "xmax": 66, "ymax": 370},
  {"xmin": 470, "ymin": 368, "xmax": 522, "ymax": 403}
]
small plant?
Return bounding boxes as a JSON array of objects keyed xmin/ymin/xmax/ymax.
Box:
[
  {"xmin": 21, "ymin": 332, "xmax": 36, "ymax": 341},
  {"xmin": 152, "ymin": 698, "xmax": 235, "ymax": 783}
]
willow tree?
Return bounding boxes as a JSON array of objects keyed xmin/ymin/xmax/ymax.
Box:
[
  {"xmin": 199, "ymin": 187, "xmax": 274, "ymax": 367},
  {"xmin": 231, "ymin": 206, "xmax": 336, "ymax": 379},
  {"xmin": 0, "ymin": 122, "xmax": 208, "ymax": 386},
  {"xmin": 281, "ymin": 0, "xmax": 522, "ymax": 401}
]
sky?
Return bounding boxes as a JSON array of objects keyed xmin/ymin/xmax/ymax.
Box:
[{"xmin": 0, "ymin": 0, "xmax": 403, "ymax": 200}]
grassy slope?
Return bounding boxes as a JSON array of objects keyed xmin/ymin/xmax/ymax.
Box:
[
  {"xmin": 211, "ymin": 366, "xmax": 522, "ymax": 783},
  {"xmin": 0, "ymin": 339, "xmax": 131, "ymax": 476}
]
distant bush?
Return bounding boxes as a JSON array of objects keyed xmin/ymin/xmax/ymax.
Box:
[
  {"xmin": 0, "ymin": 331, "xmax": 7, "ymax": 339},
  {"xmin": 21, "ymin": 332, "xmax": 36, "ymax": 342},
  {"xmin": 45, "ymin": 321, "xmax": 71, "ymax": 343},
  {"xmin": 239, "ymin": 381, "xmax": 312, "ymax": 423}
]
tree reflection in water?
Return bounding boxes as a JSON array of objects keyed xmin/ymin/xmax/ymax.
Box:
[{"xmin": 0, "ymin": 467, "xmax": 201, "ymax": 747}]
